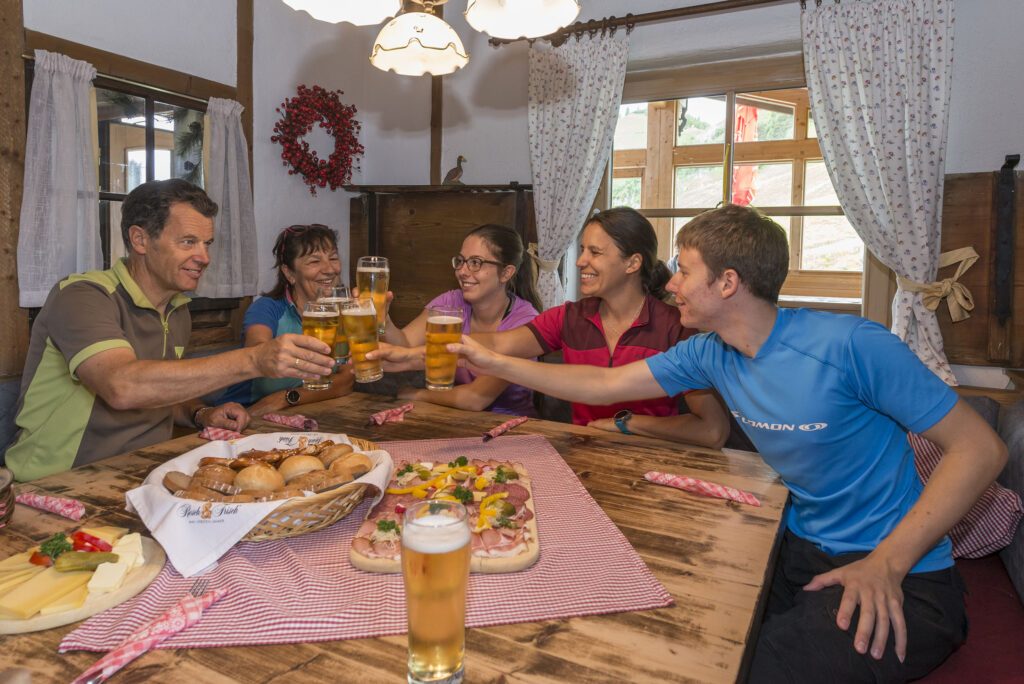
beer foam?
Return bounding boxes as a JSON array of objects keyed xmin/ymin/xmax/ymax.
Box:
[
  {"xmin": 357, "ymin": 267, "xmax": 389, "ymax": 274},
  {"xmin": 403, "ymin": 515, "xmax": 471, "ymax": 554},
  {"xmin": 303, "ymin": 310, "xmax": 338, "ymax": 318},
  {"xmin": 427, "ymin": 316, "xmax": 463, "ymax": 325},
  {"xmin": 318, "ymin": 297, "xmax": 349, "ymax": 304}
]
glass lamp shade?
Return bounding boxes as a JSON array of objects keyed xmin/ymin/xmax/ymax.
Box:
[
  {"xmin": 282, "ymin": 0, "xmax": 401, "ymax": 26},
  {"xmin": 465, "ymin": 0, "xmax": 581, "ymax": 40},
  {"xmin": 370, "ymin": 12, "xmax": 469, "ymax": 77}
]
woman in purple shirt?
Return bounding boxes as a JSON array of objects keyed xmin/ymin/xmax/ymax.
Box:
[{"xmin": 382, "ymin": 225, "xmax": 541, "ymax": 416}]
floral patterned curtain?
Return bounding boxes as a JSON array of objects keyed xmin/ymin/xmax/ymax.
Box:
[
  {"xmin": 803, "ymin": 0, "xmax": 957, "ymax": 383},
  {"xmin": 528, "ymin": 32, "xmax": 629, "ymax": 308}
]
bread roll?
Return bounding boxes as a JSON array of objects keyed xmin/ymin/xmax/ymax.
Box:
[
  {"xmin": 234, "ymin": 463, "xmax": 285, "ymax": 492},
  {"xmin": 318, "ymin": 443, "xmax": 354, "ymax": 468},
  {"xmin": 329, "ymin": 459, "xmax": 354, "ymax": 479},
  {"xmin": 179, "ymin": 485, "xmax": 228, "ymax": 502},
  {"xmin": 337, "ymin": 453, "xmax": 373, "ymax": 478},
  {"xmin": 193, "ymin": 464, "xmax": 236, "ymax": 486},
  {"xmin": 163, "ymin": 471, "xmax": 193, "ymax": 493},
  {"xmin": 289, "ymin": 470, "xmax": 332, "ymax": 492},
  {"xmin": 279, "ymin": 455, "xmax": 325, "ymax": 483}
]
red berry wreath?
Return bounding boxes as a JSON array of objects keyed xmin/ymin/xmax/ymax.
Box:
[{"xmin": 271, "ymin": 84, "xmax": 365, "ymax": 195}]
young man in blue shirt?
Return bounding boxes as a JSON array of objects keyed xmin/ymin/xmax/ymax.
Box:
[{"xmin": 443, "ymin": 204, "xmax": 1007, "ymax": 681}]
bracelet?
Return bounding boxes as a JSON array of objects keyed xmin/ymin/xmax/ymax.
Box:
[{"xmin": 191, "ymin": 405, "xmax": 213, "ymax": 429}]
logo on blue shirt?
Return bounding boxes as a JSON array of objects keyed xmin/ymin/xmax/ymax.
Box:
[{"xmin": 731, "ymin": 411, "xmax": 828, "ymax": 433}]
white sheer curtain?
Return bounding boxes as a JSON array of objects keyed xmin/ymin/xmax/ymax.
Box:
[
  {"xmin": 528, "ymin": 32, "xmax": 629, "ymax": 308},
  {"xmin": 198, "ymin": 98, "xmax": 258, "ymax": 298},
  {"xmin": 18, "ymin": 50, "xmax": 100, "ymax": 307},
  {"xmin": 803, "ymin": 0, "xmax": 957, "ymax": 383}
]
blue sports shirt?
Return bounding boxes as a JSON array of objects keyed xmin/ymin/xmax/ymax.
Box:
[
  {"xmin": 217, "ymin": 295, "xmax": 303, "ymax": 405},
  {"xmin": 647, "ymin": 308, "xmax": 958, "ymax": 573}
]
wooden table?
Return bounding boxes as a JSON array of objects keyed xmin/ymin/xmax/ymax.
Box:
[{"xmin": 1, "ymin": 393, "xmax": 788, "ymax": 683}]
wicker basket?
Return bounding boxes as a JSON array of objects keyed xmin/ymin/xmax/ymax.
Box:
[{"xmin": 242, "ymin": 436, "xmax": 379, "ymax": 542}]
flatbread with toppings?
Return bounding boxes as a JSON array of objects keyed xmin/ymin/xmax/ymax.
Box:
[{"xmin": 349, "ymin": 458, "xmax": 539, "ymax": 573}]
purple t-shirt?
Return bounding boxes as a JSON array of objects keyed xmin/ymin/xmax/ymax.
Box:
[{"xmin": 427, "ymin": 289, "xmax": 539, "ymax": 417}]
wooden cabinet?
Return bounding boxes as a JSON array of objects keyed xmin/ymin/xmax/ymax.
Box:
[
  {"xmin": 347, "ymin": 185, "xmax": 535, "ymax": 326},
  {"xmin": 938, "ymin": 171, "xmax": 1023, "ymax": 367}
]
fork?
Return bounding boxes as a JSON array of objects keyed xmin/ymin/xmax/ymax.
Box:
[{"xmin": 80, "ymin": 579, "xmax": 212, "ymax": 684}]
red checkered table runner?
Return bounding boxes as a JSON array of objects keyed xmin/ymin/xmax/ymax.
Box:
[{"xmin": 61, "ymin": 435, "xmax": 673, "ymax": 651}]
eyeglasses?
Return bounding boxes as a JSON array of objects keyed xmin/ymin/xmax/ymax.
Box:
[
  {"xmin": 274, "ymin": 224, "xmax": 331, "ymax": 259},
  {"xmin": 451, "ymin": 256, "xmax": 504, "ymax": 272}
]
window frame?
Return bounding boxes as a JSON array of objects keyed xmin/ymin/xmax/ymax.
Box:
[{"xmin": 613, "ymin": 60, "xmax": 864, "ymax": 302}]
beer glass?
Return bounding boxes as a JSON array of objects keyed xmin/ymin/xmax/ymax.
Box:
[
  {"xmin": 424, "ymin": 306, "xmax": 463, "ymax": 391},
  {"xmin": 317, "ymin": 285, "xmax": 351, "ymax": 365},
  {"xmin": 341, "ymin": 298, "xmax": 384, "ymax": 383},
  {"xmin": 356, "ymin": 256, "xmax": 389, "ymax": 337},
  {"xmin": 301, "ymin": 301, "xmax": 339, "ymax": 391},
  {"xmin": 401, "ymin": 500, "xmax": 471, "ymax": 684}
]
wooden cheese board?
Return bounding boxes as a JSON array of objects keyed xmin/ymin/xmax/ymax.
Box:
[{"xmin": 0, "ymin": 536, "xmax": 165, "ymax": 634}]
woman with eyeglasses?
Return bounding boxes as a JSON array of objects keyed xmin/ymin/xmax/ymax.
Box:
[
  {"xmin": 375, "ymin": 208, "xmax": 731, "ymax": 449},
  {"xmin": 380, "ymin": 224, "xmax": 542, "ymax": 416},
  {"xmin": 217, "ymin": 224, "xmax": 354, "ymax": 414}
]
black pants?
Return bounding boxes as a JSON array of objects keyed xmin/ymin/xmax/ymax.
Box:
[{"xmin": 749, "ymin": 532, "xmax": 967, "ymax": 684}]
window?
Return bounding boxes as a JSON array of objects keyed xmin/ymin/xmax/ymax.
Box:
[
  {"xmin": 95, "ymin": 83, "xmax": 205, "ymax": 267},
  {"xmin": 611, "ymin": 87, "xmax": 863, "ymax": 301}
]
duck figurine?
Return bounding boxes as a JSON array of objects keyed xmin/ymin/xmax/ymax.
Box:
[{"xmin": 442, "ymin": 155, "xmax": 466, "ymax": 185}]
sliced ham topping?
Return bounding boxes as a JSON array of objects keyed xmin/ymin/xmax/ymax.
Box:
[{"xmin": 485, "ymin": 482, "xmax": 530, "ymax": 507}]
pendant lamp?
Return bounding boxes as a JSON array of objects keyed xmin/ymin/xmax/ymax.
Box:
[
  {"xmin": 370, "ymin": 11, "xmax": 469, "ymax": 76},
  {"xmin": 465, "ymin": 0, "xmax": 580, "ymax": 40},
  {"xmin": 282, "ymin": 0, "xmax": 401, "ymax": 26}
]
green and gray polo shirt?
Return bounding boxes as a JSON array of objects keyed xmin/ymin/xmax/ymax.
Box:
[{"xmin": 5, "ymin": 259, "xmax": 192, "ymax": 481}]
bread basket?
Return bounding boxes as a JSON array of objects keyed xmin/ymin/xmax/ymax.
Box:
[{"xmin": 242, "ymin": 436, "xmax": 379, "ymax": 542}]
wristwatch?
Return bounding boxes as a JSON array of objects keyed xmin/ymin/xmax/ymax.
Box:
[
  {"xmin": 285, "ymin": 389, "xmax": 302, "ymax": 407},
  {"xmin": 614, "ymin": 409, "xmax": 635, "ymax": 435}
]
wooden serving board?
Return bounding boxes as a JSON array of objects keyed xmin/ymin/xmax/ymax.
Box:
[
  {"xmin": 0, "ymin": 537, "xmax": 166, "ymax": 635},
  {"xmin": 349, "ymin": 465, "xmax": 540, "ymax": 574}
]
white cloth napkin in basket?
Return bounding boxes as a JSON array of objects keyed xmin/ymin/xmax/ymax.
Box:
[{"xmin": 126, "ymin": 432, "xmax": 393, "ymax": 577}]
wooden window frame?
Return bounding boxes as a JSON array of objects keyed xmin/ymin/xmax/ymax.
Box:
[{"xmin": 613, "ymin": 57, "xmax": 864, "ymax": 301}]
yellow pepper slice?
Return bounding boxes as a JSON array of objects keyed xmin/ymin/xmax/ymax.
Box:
[
  {"xmin": 480, "ymin": 492, "xmax": 509, "ymax": 509},
  {"xmin": 473, "ymin": 476, "xmax": 489, "ymax": 490}
]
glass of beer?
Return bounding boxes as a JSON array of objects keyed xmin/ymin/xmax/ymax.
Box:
[
  {"xmin": 424, "ymin": 306, "xmax": 463, "ymax": 391},
  {"xmin": 341, "ymin": 298, "xmax": 384, "ymax": 383},
  {"xmin": 402, "ymin": 500, "xmax": 471, "ymax": 684},
  {"xmin": 317, "ymin": 285, "xmax": 351, "ymax": 365},
  {"xmin": 356, "ymin": 256, "xmax": 389, "ymax": 337},
  {"xmin": 301, "ymin": 301, "xmax": 339, "ymax": 391}
]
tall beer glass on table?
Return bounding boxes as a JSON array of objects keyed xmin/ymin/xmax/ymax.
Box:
[
  {"xmin": 317, "ymin": 285, "xmax": 351, "ymax": 365},
  {"xmin": 402, "ymin": 500, "xmax": 471, "ymax": 684}
]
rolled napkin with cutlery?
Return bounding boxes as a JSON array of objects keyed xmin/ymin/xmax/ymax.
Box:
[
  {"xmin": 483, "ymin": 416, "xmax": 529, "ymax": 442},
  {"xmin": 262, "ymin": 412, "xmax": 319, "ymax": 431},
  {"xmin": 198, "ymin": 426, "xmax": 244, "ymax": 441},
  {"xmin": 14, "ymin": 491, "xmax": 86, "ymax": 520},
  {"xmin": 367, "ymin": 403, "xmax": 414, "ymax": 426},
  {"xmin": 644, "ymin": 471, "xmax": 761, "ymax": 507},
  {"xmin": 69, "ymin": 588, "xmax": 228, "ymax": 684}
]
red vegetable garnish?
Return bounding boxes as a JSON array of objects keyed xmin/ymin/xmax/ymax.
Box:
[
  {"xmin": 71, "ymin": 531, "xmax": 112, "ymax": 552},
  {"xmin": 29, "ymin": 551, "xmax": 53, "ymax": 567},
  {"xmin": 394, "ymin": 503, "xmax": 406, "ymax": 515}
]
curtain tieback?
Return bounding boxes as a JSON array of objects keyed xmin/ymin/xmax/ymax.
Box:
[
  {"xmin": 527, "ymin": 243, "xmax": 561, "ymax": 273},
  {"xmin": 896, "ymin": 246, "xmax": 979, "ymax": 323}
]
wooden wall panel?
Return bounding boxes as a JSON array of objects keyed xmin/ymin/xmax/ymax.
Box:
[
  {"xmin": 0, "ymin": 0, "xmax": 29, "ymax": 378},
  {"xmin": 348, "ymin": 189, "xmax": 535, "ymax": 327},
  {"xmin": 937, "ymin": 172, "xmax": 1024, "ymax": 367}
]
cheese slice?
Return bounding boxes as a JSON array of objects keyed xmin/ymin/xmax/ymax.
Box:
[
  {"xmin": 0, "ymin": 567, "xmax": 92, "ymax": 619},
  {"xmin": 112, "ymin": 533, "xmax": 144, "ymax": 569},
  {"xmin": 0, "ymin": 566, "xmax": 45, "ymax": 596},
  {"xmin": 87, "ymin": 560, "xmax": 130, "ymax": 597},
  {"xmin": 39, "ymin": 584, "xmax": 89, "ymax": 615},
  {"xmin": 0, "ymin": 551, "xmax": 34, "ymax": 572},
  {"xmin": 79, "ymin": 526, "xmax": 129, "ymax": 546}
]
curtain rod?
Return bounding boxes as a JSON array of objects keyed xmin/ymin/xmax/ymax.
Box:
[
  {"xmin": 21, "ymin": 52, "xmax": 208, "ymax": 106},
  {"xmin": 488, "ymin": 0, "xmax": 795, "ymax": 47}
]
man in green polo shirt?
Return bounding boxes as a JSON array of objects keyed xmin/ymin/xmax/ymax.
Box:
[{"xmin": 5, "ymin": 179, "xmax": 336, "ymax": 481}]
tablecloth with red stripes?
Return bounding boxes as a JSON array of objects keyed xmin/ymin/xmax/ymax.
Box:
[{"xmin": 60, "ymin": 435, "xmax": 673, "ymax": 651}]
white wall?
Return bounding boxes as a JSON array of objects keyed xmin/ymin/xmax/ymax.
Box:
[{"xmin": 23, "ymin": 0, "xmax": 237, "ymax": 87}]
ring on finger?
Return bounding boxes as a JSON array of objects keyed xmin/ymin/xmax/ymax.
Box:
[{"xmin": 294, "ymin": 357, "xmax": 302, "ymax": 368}]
